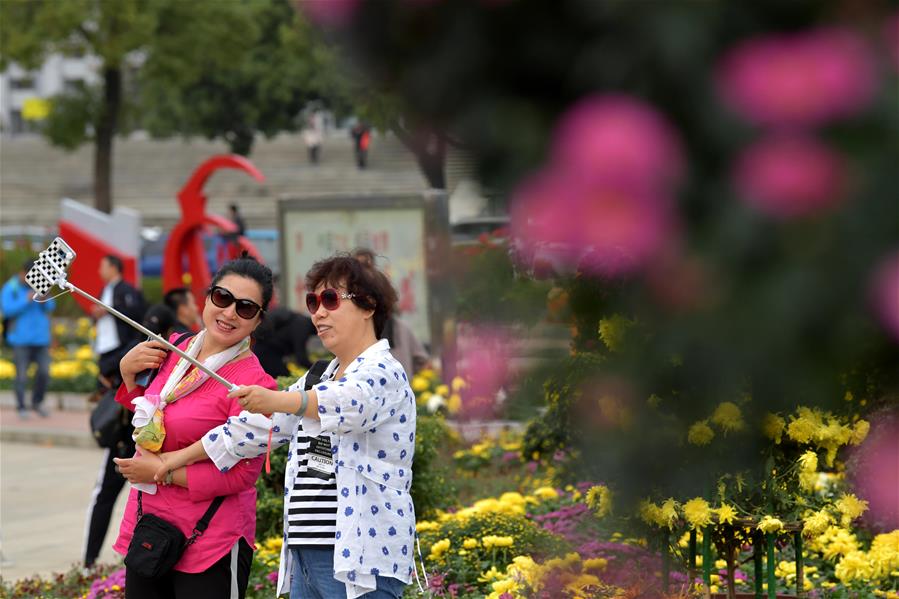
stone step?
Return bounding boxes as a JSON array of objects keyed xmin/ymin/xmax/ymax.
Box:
[{"xmin": 0, "ymin": 130, "xmax": 490, "ymax": 230}]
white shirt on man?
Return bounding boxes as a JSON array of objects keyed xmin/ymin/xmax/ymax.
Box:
[{"xmin": 94, "ymin": 281, "xmax": 120, "ymax": 354}]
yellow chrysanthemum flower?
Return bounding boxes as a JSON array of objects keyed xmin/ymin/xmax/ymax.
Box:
[
  {"xmin": 711, "ymin": 401, "xmax": 744, "ymax": 433},
  {"xmin": 533, "ymin": 486, "xmax": 559, "ymax": 501},
  {"xmin": 660, "ymin": 498, "xmax": 679, "ymax": 529},
  {"xmin": 868, "ymin": 530, "xmax": 899, "ymax": 580},
  {"xmin": 802, "ymin": 510, "xmax": 832, "ymax": 537},
  {"xmin": 688, "ymin": 420, "xmax": 715, "ymax": 446},
  {"xmin": 478, "ymin": 566, "xmax": 504, "ymax": 583},
  {"xmin": 762, "ymin": 413, "xmax": 785, "ymax": 444},
  {"xmin": 757, "ymin": 516, "xmax": 784, "ymax": 534},
  {"xmin": 683, "ymin": 497, "xmax": 712, "ymax": 530},
  {"xmin": 835, "ymin": 550, "xmax": 874, "ymax": 583},
  {"xmin": 810, "ymin": 525, "xmax": 860, "ymax": 561},
  {"xmin": 798, "ymin": 450, "xmax": 818, "ymax": 474},
  {"xmin": 849, "ymin": 420, "xmax": 870, "ymax": 445},
  {"xmin": 638, "ymin": 500, "xmax": 663, "ymax": 528},
  {"xmin": 463, "ymin": 538, "xmax": 478, "ymax": 549},
  {"xmin": 428, "ymin": 538, "xmax": 451, "ymax": 560},
  {"xmin": 447, "ymin": 393, "xmax": 462, "ymax": 414},
  {"xmin": 716, "ymin": 504, "xmax": 737, "ymax": 526},
  {"xmin": 598, "ymin": 314, "xmax": 632, "ymax": 352},
  {"xmin": 416, "ymin": 521, "xmax": 439, "ymax": 533},
  {"xmin": 411, "ymin": 376, "xmax": 429, "ymax": 393},
  {"xmin": 482, "ymin": 535, "xmax": 514, "ymax": 549},
  {"xmin": 787, "ymin": 407, "xmax": 823, "ymax": 444},
  {"xmin": 585, "ymin": 485, "xmax": 612, "ymax": 518},
  {"xmin": 583, "ymin": 557, "xmax": 608, "ymax": 571},
  {"xmin": 835, "ymin": 493, "xmax": 868, "ymax": 526}
]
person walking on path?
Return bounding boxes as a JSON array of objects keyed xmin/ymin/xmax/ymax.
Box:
[
  {"xmin": 303, "ymin": 111, "xmax": 324, "ymax": 164},
  {"xmin": 1, "ymin": 258, "xmax": 55, "ymax": 419},
  {"xmin": 93, "ymin": 255, "xmax": 146, "ymax": 386},
  {"xmin": 351, "ymin": 122, "xmax": 371, "ymax": 169}
]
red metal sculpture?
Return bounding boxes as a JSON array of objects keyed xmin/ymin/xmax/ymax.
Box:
[{"xmin": 162, "ymin": 155, "xmax": 266, "ymax": 309}]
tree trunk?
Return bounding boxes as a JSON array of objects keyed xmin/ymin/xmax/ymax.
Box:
[
  {"xmin": 227, "ymin": 125, "xmax": 255, "ymax": 156},
  {"xmin": 390, "ymin": 123, "xmax": 447, "ymax": 190},
  {"xmin": 415, "ymin": 134, "xmax": 446, "ymax": 190},
  {"xmin": 94, "ymin": 66, "xmax": 121, "ymax": 214}
]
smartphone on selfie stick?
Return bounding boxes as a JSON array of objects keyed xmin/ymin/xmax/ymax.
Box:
[{"xmin": 26, "ymin": 238, "xmax": 237, "ymax": 392}]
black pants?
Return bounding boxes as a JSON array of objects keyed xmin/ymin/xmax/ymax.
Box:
[
  {"xmin": 84, "ymin": 435, "xmax": 136, "ymax": 568},
  {"xmin": 125, "ymin": 539, "xmax": 253, "ymax": 599}
]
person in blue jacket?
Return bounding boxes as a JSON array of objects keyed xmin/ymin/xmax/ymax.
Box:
[{"xmin": 1, "ymin": 259, "xmax": 55, "ymax": 419}]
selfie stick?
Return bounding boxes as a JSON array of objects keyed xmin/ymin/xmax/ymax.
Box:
[{"xmin": 30, "ymin": 243, "xmax": 238, "ymax": 392}]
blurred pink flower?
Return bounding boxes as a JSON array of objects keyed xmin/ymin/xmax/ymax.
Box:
[
  {"xmin": 886, "ymin": 13, "xmax": 899, "ymax": 71},
  {"xmin": 550, "ymin": 94, "xmax": 685, "ymax": 189},
  {"xmin": 869, "ymin": 251, "xmax": 899, "ymax": 342},
  {"xmin": 455, "ymin": 324, "xmax": 515, "ymax": 420},
  {"xmin": 511, "ymin": 169, "xmax": 674, "ymax": 277},
  {"xmin": 849, "ymin": 416, "xmax": 899, "ymax": 530},
  {"xmin": 512, "ymin": 94, "xmax": 683, "ymax": 278},
  {"xmin": 298, "ymin": 0, "xmax": 360, "ymax": 27},
  {"xmin": 733, "ymin": 134, "xmax": 847, "ymax": 218},
  {"xmin": 646, "ymin": 250, "xmax": 716, "ymax": 312},
  {"xmin": 717, "ymin": 28, "xmax": 878, "ymax": 127}
]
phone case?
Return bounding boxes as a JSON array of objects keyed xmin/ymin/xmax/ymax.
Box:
[{"xmin": 25, "ymin": 237, "xmax": 77, "ymax": 297}]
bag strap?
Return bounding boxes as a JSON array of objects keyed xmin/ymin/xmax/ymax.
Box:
[
  {"xmin": 305, "ymin": 360, "xmax": 331, "ymax": 390},
  {"xmin": 136, "ymin": 490, "xmax": 225, "ymax": 546},
  {"xmin": 172, "ymin": 331, "xmax": 196, "ymax": 350},
  {"xmin": 186, "ymin": 496, "xmax": 226, "ymax": 545}
]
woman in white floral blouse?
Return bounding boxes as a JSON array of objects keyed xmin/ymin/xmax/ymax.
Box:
[{"xmin": 157, "ymin": 255, "xmax": 417, "ymax": 599}]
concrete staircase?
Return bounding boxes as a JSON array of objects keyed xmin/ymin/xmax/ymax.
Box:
[{"xmin": 0, "ymin": 132, "xmax": 477, "ymax": 229}]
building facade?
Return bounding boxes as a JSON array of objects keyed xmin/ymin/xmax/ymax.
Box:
[{"xmin": 0, "ymin": 54, "xmax": 101, "ymax": 135}]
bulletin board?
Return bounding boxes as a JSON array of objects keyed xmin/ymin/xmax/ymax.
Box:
[{"xmin": 278, "ymin": 191, "xmax": 450, "ymax": 353}]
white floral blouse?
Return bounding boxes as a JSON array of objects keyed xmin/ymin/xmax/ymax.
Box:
[{"xmin": 201, "ymin": 339, "xmax": 418, "ymax": 598}]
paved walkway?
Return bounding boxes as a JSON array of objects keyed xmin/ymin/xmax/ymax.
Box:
[
  {"xmin": 0, "ymin": 440, "xmax": 127, "ymax": 582},
  {"xmin": 0, "ymin": 392, "xmax": 127, "ymax": 582},
  {"xmin": 0, "ymin": 391, "xmax": 524, "ymax": 585}
]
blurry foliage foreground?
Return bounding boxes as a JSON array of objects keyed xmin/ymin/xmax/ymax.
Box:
[{"xmin": 320, "ymin": 0, "xmax": 899, "ymax": 511}]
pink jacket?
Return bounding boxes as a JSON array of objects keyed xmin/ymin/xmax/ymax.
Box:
[{"xmin": 113, "ymin": 334, "xmax": 276, "ymax": 573}]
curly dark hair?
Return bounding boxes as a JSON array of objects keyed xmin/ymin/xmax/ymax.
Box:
[{"xmin": 305, "ymin": 254, "xmax": 398, "ymax": 337}]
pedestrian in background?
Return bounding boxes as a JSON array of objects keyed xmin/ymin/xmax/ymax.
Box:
[
  {"xmin": 228, "ymin": 203, "xmax": 246, "ymax": 237},
  {"xmin": 164, "ymin": 287, "xmax": 202, "ymax": 334},
  {"xmin": 1, "ymin": 258, "xmax": 55, "ymax": 419},
  {"xmin": 352, "ymin": 248, "xmax": 431, "ymax": 376},
  {"xmin": 93, "ymin": 255, "xmax": 146, "ymax": 387},
  {"xmin": 82, "ymin": 303, "xmax": 177, "ymax": 570},
  {"xmin": 351, "ymin": 121, "xmax": 371, "ymax": 169},
  {"xmin": 303, "ymin": 111, "xmax": 323, "ymax": 164}
]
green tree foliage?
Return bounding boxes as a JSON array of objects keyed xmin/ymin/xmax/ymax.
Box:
[
  {"xmin": 138, "ymin": 0, "xmax": 335, "ymax": 156},
  {"xmin": 313, "ymin": 0, "xmax": 899, "ymax": 506},
  {"xmin": 0, "ymin": 0, "xmax": 266, "ymax": 210}
]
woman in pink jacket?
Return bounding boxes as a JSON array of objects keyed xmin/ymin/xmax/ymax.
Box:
[{"xmin": 112, "ymin": 257, "xmax": 277, "ymax": 599}]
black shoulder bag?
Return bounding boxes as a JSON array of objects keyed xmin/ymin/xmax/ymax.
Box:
[
  {"xmin": 90, "ymin": 387, "xmax": 131, "ymax": 449},
  {"xmin": 124, "ymin": 491, "xmax": 225, "ymax": 578}
]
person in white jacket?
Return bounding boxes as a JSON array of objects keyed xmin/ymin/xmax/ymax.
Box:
[{"xmin": 156, "ymin": 255, "xmax": 417, "ymax": 599}]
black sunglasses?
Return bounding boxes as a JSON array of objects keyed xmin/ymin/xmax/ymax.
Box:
[{"xmin": 208, "ymin": 285, "xmax": 264, "ymax": 320}]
